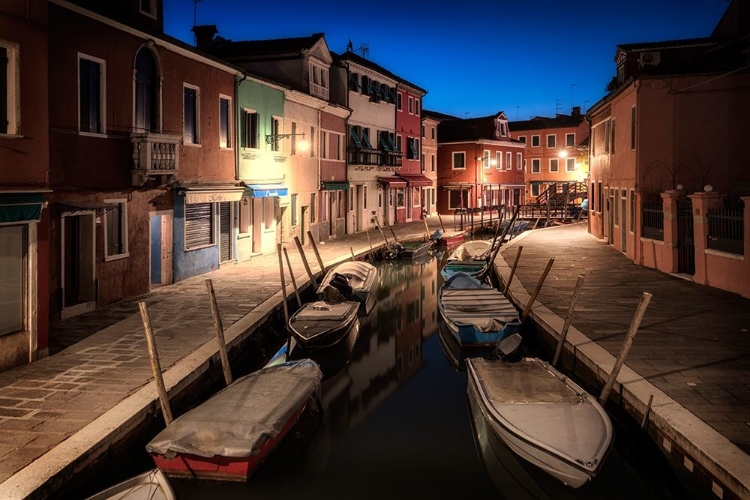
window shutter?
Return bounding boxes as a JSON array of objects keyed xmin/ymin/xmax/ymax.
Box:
[
  {"xmin": 0, "ymin": 47, "xmax": 7, "ymax": 134},
  {"xmin": 185, "ymin": 203, "xmax": 213, "ymax": 248}
]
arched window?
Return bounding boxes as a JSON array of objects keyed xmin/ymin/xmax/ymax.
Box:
[{"xmin": 135, "ymin": 48, "xmax": 158, "ymax": 132}]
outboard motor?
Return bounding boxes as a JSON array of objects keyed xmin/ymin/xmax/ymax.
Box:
[
  {"xmin": 491, "ymin": 333, "xmax": 523, "ymax": 362},
  {"xmin": 328, "ymin": 272, "xmax": 353, "ymax": 300}
]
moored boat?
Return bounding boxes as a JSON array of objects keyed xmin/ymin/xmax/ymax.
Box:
[
  {"xmin": 440, "ymin": 240, "xmax": 493, "ymax": 280},
  {"xmin": 288, "ymin": 300, "xmax": 360, "ymax": 351},
  {"xmin": 146, "ymin": 359, "xmax": 322, "ymax": 482},
  {"xmin": 85, "ymin": 469, "xmax": 175, "ymax": 500},
  {"xmin": 466, "ymin": 357, "xmax": 613, "ymax": 489},
  {"xmin": 435, "ymin": 230, "xmax": 467, "ymax": 250},
  {"xmin": 438, "ymin": 272, "xmax": 521, "ymax": 349},
  {"xmin": 316, "ymin": 261, "xmax": 379, "ymax": 314},
  {"xmin": 384, "ymin": 240, "xmax": 433, "ymax": 261}
]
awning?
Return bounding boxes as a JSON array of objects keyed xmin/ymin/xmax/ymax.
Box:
[
  {"xmin": 398, "ymin": 174, "xmax": 433, "ymax": 187},
  {"xmin": 377, "ymin": 176, "xmax": 407, "ymax": 187},
  {"xmin": 246, "ymin": 183, "xmax": 288, "ymax": 198},
  {"xmin": 321, "ymin": 181, "xmax": 350, "ymax": 191},
  {"xmin": 179, "ymin": 184, "xmax": 245, "ymax": 204},
  {"xmin": 58, "ymin": 200, "xmax": 118, "ymax": 211},
  {"xmin": 442, "ymin": 184, "xmax": 473, "ymax": 190},
  {"xmin": 0, "ymin": 193, "xmax": 46, "ymax": 223}
]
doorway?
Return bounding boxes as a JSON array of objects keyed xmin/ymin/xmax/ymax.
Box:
[
  {"xmin": 621, "ymin": 191, "xmax": 627, "ymax": 253},
  {"xmin": 150, "ymin": 212, "xmax": 173, "ymax": 287},
  {"xmin": 61, "ymin": 212, "xmax": 96, "ymax": 318}
]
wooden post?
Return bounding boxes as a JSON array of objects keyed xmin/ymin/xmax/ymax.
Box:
[
  {"xmin": 520, "ymin": 258, "xmax": 554, "ymax": 323},
  {"xmin": 436, "ymin": 212, "xmax": 446, "ymax": 232},
  {"xmin": 640, "ymin": 394, "xmax": 654, "ymax": 430},
  {"xmin": 502, "ymin": 245, "xmax": 523, "ymax": 296},
  {"xmin": 482, "ymin": 205, "xmax": 520, "ymax": 279},
  {"xmin": 138, "ymin": 301, "xmax": 173, "ymax": 426},
  {"xmin": 277, "ymin": 243, "xmax": 289, "ymax": 325},
  {"xmin": 546, "ymin": 188, "xmax": 552, "ymax": 227},
  {"xmin": 423, "ymin": 216, "xmax": 430, "ymax": 241},
  {"xmin": 552, "ymin": 274, "xmax": 585, "ymax": 368},
  {"xmin": 205, "ymin": 279, "xmax": 233, "ymax": 386},
  {"xmin": 599, "ymin": 292, "xmax": 652, "ymax": 405},
  {"xmin": 365, "ymin": 229, "xmax": 375, "ymax": 260},
  {"xmin": 294, "ymin": 236, "xmax": 317, "ymax": 287},
  {"xmin": 283, "ymin": 247, "xmax": 302, "ymax": 308},
  {"xmin": 373, "ymin": 215, "xmax": 392, "ymax": 250},
  {"xmin": 350, "ymin": 247, "xmax": 356, "ymax": 260},
  {"xmin": 532, "ymin": 217, "xmax": 541, "ymax": 231},
  {"xmin": 382, "ymin": 216, "xmax": 399, "ymax": 244},
  {"xmin": 306, "ymin": 231, "xmax": 326, "ymax": 274}
]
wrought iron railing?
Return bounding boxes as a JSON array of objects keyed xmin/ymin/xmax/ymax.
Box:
[
  {"xmin": 641, "ymin": 203, "xmax": 664, "ymax": 240},
  {"xmin": 707, "ymin": 207, "xmax": 744, "ymax": 255}
]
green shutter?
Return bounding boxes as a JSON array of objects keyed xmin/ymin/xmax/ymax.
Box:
[
  {"xmin": 349, "ymin": 126, "xmax": 362, "ymax": 148},
  {"xmin": 378, "ymin": 132, "xmax": 391, "ymax": 151}
]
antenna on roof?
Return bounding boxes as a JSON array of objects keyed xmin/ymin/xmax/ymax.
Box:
[
  {"xmin": 555, "ymin": 98, "xmax": 562, "ymax": 115},
  {"xmin": 193, "ymin": 0, "xmax": 204, "ymax": 46},
  {"xmin": 346, "ymin": 40, "xmax": 369, "ymax": 57}
]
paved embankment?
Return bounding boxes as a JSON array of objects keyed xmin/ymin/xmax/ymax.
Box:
[
  {"xmin": 496, "ymin": 222, "xmax": 750, "ymax": 500},
  {"xmin": 0, "ymin": 219, "xmax": 442, "ymax": 499}
]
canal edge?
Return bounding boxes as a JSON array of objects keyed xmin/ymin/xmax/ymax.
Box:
[{"xmin": 492, "ymin": 236, "xmax": 750, "ymax": 500}]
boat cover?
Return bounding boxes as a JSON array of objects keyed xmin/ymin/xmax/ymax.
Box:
[
  {"xmin": 449, "ymin": 240, "xmax": 491, "ymax": 261},
  {"xmin": 440, "ymin": 273, "xmax": 519, "ymax": 332},
  {"xmin": 317, "ymin": 261, "xmax": 375, "ymax": 295},
  {"xmin": 146, "ymin": 360, "xmax": 322, "ymax": 459},
  {"xmin": 294, "ymin": 301, "xmax": 358, "ymax": 320},
  {"xmin": 468, "ymin": 357, "xmax": 612, "ymax": 472}
]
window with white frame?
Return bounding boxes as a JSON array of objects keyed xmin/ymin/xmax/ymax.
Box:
[
  {"xmin": 321, "ymin": 130, "xmax": 328, "ymax": 158},
  {"xmin": 310, "ymin": 62, "xmax": 328, "ymax": 99},
  {"xmin": 396, "ymin": 134, "xmax": 402, "ymax": 153},
  {"xmin": 566, "ymin": 158, "xmax": 575, "ymax": 172},
  {"xmin": 506, "ymin": 152, "xmax": 512, "ymax": 170},
  {"xmin": 431, "ymin": 154, "xmax": 435, "ymax": 171},
  {"xmin": 496, "ymin": 151, "xmax": 502, "ymax": 170},
  {"xmin": 239, "ymin": 197, "xmax": 250, "ymax": 234},
  {"xmin": 185, "ymin": 202, "xmax": 214, "ymax": 249},
  {"xmin": 240, "ymin": 109, "xmax": 259, "ymax": 149},
  {"xmin": 518, "ymin": 136, "xmax": 526, "ymax": 144},
  {"xmin": 531, "ymin": 158, "xmax": 540, "ymax": 173},
  {"xmin": 219, "ymin": 96, "xmax": 231, "ymax": 149},
  {"xmin": 516, "ymin": 152, "xmax": 522, "ymax": 170},
  {"xmin": 0, "ymin": 41, "xmax": 19, "ymax": 135},
  {"xmin": 183, "ymin": 84, "xmax": 200, "ymax": 144},
  {"xmin": 482, "ymin": 149, "xmax": 490, "ymax": 169},
  {"xmin": 270, "ymin": 116, "xmax": 281, "ymax": 152},
  {"xmin": 448, "ymin": 190, "xmax": 468, "ymax": 210},
  {"xmin": 546, "ymin": 134, "xmax": 556, "ymax": 148},
  {"xmin": 79, "ymin": 53, "xmax": 106, "ymax": 135},
  {"xmin": 104, "ymin": 199, "xmax": 128, "ymax": 260},
  {"xmin": 415, "ymin": 99, "xmax": 420, "ymax": 116},
  {"xmin": 565, "ymin": 133, "xmax": 575, "ymax": 147},
  {"xmin": 549, "ymin": 158, "xmax": 559, "ymax": 172},
  {"xmin": 531, "ymin": 135, "xmax": 540, "ymax": 147},
  {"xmin": 408, "ymin": 96, "xmax": 413, "ymax": 114},
  {"xmin": 397, "ymin": 92, "xmax": 403, "ymax": 111},
  {"xmin": 452, "ymin": 151, "xmax": 465, "ymax": 169},
  {"xmin": 531, "ymin": 184, "xmax": 540, "ymax": 197},
  {"xmin": 335, "ymin": 133, "xmax": 343, "ymax": 160},
  {"xmin": 407, "ymin": 137, "xmax": 419, "ymax": 160},
  {"xmin": 139, "ymin": 0, "xmax": 157, "ymax": 18}
]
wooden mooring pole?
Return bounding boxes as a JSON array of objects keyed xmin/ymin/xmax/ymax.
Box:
[
  {"xmin": 306, "ymin": 231, "xmax": 326, "ymax": 274},
  {"xmin": 138, "ymin": 301, "xmax": 173, "ymax": 426},
  {"xmin": 283, "ymin": 247, "xmax": 302, "ymax": 308},
  {"xmin": 436, "ymin": 212, "xmax": 446, "ymax": 232},
  {"xmin": 382, "ymin": 216, "xmax": 400, "ymax": 244},
  {"xmin": 552, "ymin": 274, "xmax": 585, "ymax": 368},
  {"xmin": 204, "ymin": 279, "xmax": 233, "ymax": 386},
  {"xmin": 599, "ymin": 292, "xmax": 653, "ymax": 405},
  {"xmin": 276, "ymin": 243, "xmax": 290, "ymax": 325},
  {"xmin": 365, "ymin": 230, "xmax": 375, "ymax": 260},
  {"xmin": 520, "ymin": 258, "xmax": 554, "ymax": 324},
  {"xmin": 502, "ymin": 245, "xmax": 523, "ymax": 296},
  {"xmin": 373, "ymin": 215, "xmax": 391, "ymax": 250},
  {"xmin": 294, "ymin": 236, "xmax": 317, "ymax": 287}
]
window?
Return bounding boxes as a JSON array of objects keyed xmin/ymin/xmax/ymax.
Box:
[
  {"xmin": 310, "ymin": 193, "xmax": 317, "ymax": 223},
  {"xmin": 546, "ymin": 134, "xmax": 556, "ymax": 148},
  {"xmin": 336, "ymin": 133, "xmax": 343, "ymax": 160},
  {"xmin": 549, "ymin": 158, "xmax": 559, "ymax": 172},
  {"xmin": 610, "ymin": 118, "xmax": 616, "ymax": 154},
  {"xmin": 631, "ymin": 106, "xmax": 636, "ymax": 150},
  {"xmin": 139, "ymin": 0, "xmax": 157, "ymax": 17},
  {"xmin": 270, "ymin": 117, "xmax": 281, "ymax": 152},
  {"xmin": 0, "ymin": 225, "xmax": 26, "ymax": 335},
  {"xmin": 604, "ymin": 120, "xmax": 610, "ymax": 153},
  {"xmin": 415, "ymin": 99, "xmax": 420, "ymax": 116},
  {"xmin": 321, "ymin": 130, "xmax": 328, "ymax": 158},
  {"xmin": 630, "ymin": 191, "xmax": 635, "ymax": 231},
  {"xmin": 598, "ymin": 181, "xmax": 603, "ymax": 212},
  {"xmin": 378, "ymin": 188, "xmax": 382, "ymax": 208},
  {"xmin": 183, "ymin": 84, "xmax": 199, "ymax": 144},
  {"xmin": 496, "ymin": 151, "xmax": 502, "ymax": 170},
  {"xmin": 565, "ymin": 133, "xmax": 575, "ymax": 147},
  {"xmin": 134, "ymin": 48, "xmax": 158, "ymax": 132},
  {"xmin": 448, "ymin": 190, "xmax": 468, "ymax": 210},
  {"xmin": 310, "ymin": 63, "xmax": 328, "ymax": 98},
  {"xmin": 421, "ymin": 153, "xmax": 425, "ymax": 172},
  {"xmin": 591, "ymin": 183, "xmax": 595, "ymax": 211},
  {"xmin": 452, "ymin": 151, "xmax": 465, "ymax": 169},
  {"xmin": 185, "ymin": 202, "xmax": 214, "ymax": 249},
  {"xmin": 408, "ymin": 96, "xmax": 414, "ymax": 114},
  {"xmin": 531, "ymin": 158, "xmax": 540, "ymax": 173},
  {"xmin": 0, "ymin": 42, "xmax": 19, "ymax": 135},
  {"xmin": 518, "ymin": 136, "xmax": 526, "ymax": 144},
  {"xmin": 240, "ymin": 109, "xmax": 259, "ymax": 148},
  {"xmin": 348, "ymin": 72, "xmax": 361, "ymax": 91},
  {"xmin": 104, "ymin": 200, "xmax": 128, "ymax": 259},
  {"xmin": 431, "ymin": 154, "xmax": 435, "ymax": 171},
  {"xmin": 531, "ymin": 135, "xmax": 540, "ymax": 147},
  {"xmin": 531, "ymin": 184, "xmax": 540, "ymax": 197},
  {"xmin": 359, "ymin": 127, "xmax": 371, "ymax": 149},
  {"xmin": 483, "ymin": 149, "xmax": 490, "ymax": 169},
  {"xmin": 397, "ymin": 189, "xmax": 405, "ymax": 207},
  {"xmin": 363, "ymin": 186, "xmax": 367, "ymax": 209},
  {"xmin": 431, "ymin": 127, "xmax": 435, "ymax": 139},
  {"xmin": 408, "ymin": 138, "xmax": 419, "ymax": 160},
  {"xmin": 506, "ymin": 152, "xmax": 512, "ymax": 171},
  {"xmin": 396, "ymin": 134, "xmax": 402, "ymax": 153},
  {"xmin": 500, "ymin": 122, "xmax": 506, "ymax": 136},
  {"xmin": 219, "ymin": 96, "xmax": 231, "ymax": 148},
  {"xmin": 79, "ymin": 54, "xmax": 106, "ymax": 134},
  {"xmin": 421, "ymin": 125, "xmax": 425, "ymax": 137},
  {"xmin": 516, "ymin": 152, "xmax": 522, "ymax": 170},
  {"xmin": 310, "ymin": 126, "xmax": 316, "ymax": 156},
  {"xmin": 239, "ymin": 196, "xmax": 250, "ymax": 234},
  {"xmin": 397, "ymin": 92, "xmax": 403, "ymax": 111},
  {"xmin": 566, "ymin": 158, "xmax": 575, "ymax": 172}
]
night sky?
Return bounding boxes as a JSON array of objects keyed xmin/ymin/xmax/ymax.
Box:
[{"xmin": 163, "ymin": 0, "xmax": 728, "ymax": 120}]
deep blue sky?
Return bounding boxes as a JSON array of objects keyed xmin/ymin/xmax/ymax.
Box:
[{"xmin": 163, "ymin": 0, "xmax": 729, "ymax": 120}]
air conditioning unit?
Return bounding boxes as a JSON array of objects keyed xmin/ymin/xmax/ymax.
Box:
[{"xmin": 639, "ymin": 51, "xmax": 661, "ymax": 67}]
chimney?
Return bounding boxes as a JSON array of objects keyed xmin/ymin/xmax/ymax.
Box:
[
  {"xmin": 192, "ymin": 25, "xmax": 218, "ymax": 51},
  {"xmin": 571, "ymin": 106, "xmax": 581, "ymax": 116}
]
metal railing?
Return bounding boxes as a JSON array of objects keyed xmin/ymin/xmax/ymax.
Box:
[
  {"xmin": 641, "ymin": 203, "xmax": 664, "ymax": 241},
  {"xmin": 708, "ymin": 207, "xmax": 744, "ymax": 255}
]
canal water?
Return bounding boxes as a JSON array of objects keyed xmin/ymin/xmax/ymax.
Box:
[{"xmin": 155, "ymin": 253, "xmax": 694, "ymax": 500}]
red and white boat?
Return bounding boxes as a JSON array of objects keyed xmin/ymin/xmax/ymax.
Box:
[{"xmin": 146, "ymin": 359, "xmax": 322, "ymax": 481}]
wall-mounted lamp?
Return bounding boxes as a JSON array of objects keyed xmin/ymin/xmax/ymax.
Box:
[
  {"xmin": 704, "ymin": 184, "xmax": 713, "ymax": 192},
  {"xmin": 676, "ymin": 184, "xmax": 684, "ymax": 191},
  {"xmin": 265, "ymin": 132, "xmax": 306, "ymax": 144},
  {"xmin": 558, "ymin": 150, "xmax": 569, "ymax": 158},
  {"xmin": 476, "ymin": 155, "xmax": 497, "ymax": 167}
]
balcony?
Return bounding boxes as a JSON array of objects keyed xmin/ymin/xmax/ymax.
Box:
[
  {"xmin": 347, "ymin": 148, "xmax": 403, "ymax": 168},
  {"xmin": 131, "ymin": 133, "xmax": 181, "ymax": 186},
  {"xmin": 310, "ymin": 82, "xmax": 329, "ymax": 100}
]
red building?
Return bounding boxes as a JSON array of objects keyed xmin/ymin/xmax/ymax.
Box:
[
  {"xmin": 0, "ymin": 0, "xmax": 50, "ymax": 371},
  {"xmin": 46, "ymin": 0, "xmax": 240, "ymax": 324},
  {"xmin": 394, "ymin": 81, "xmax": 429, "ymax": 223},
  {"xmin": 434, "ymin": 111, "xmax": 526, "ymax": 214}
]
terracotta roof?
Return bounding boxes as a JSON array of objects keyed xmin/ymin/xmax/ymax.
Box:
[
  {"xmin": 508, "ymin": 114, "xmax": 584, "ymax": 132},
  {"xmin": 334, "ymin": 51, "xmax": 427, "ymax": 94},
  {"xmin": 208, "ymin": 33, "xmax": 326, "ymax": 59}
]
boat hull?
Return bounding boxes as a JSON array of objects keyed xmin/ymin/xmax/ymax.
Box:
[
  {"xmin": 85, "ymin": 469, "xmax": 175, "ymax": 500},
  {"xmin": 436, "ymin": 231, "xmax": 467, "ymax": 250},
  {"xmin": 288, "ymin": 301, "xmax": 360, "ymax": 350}
]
